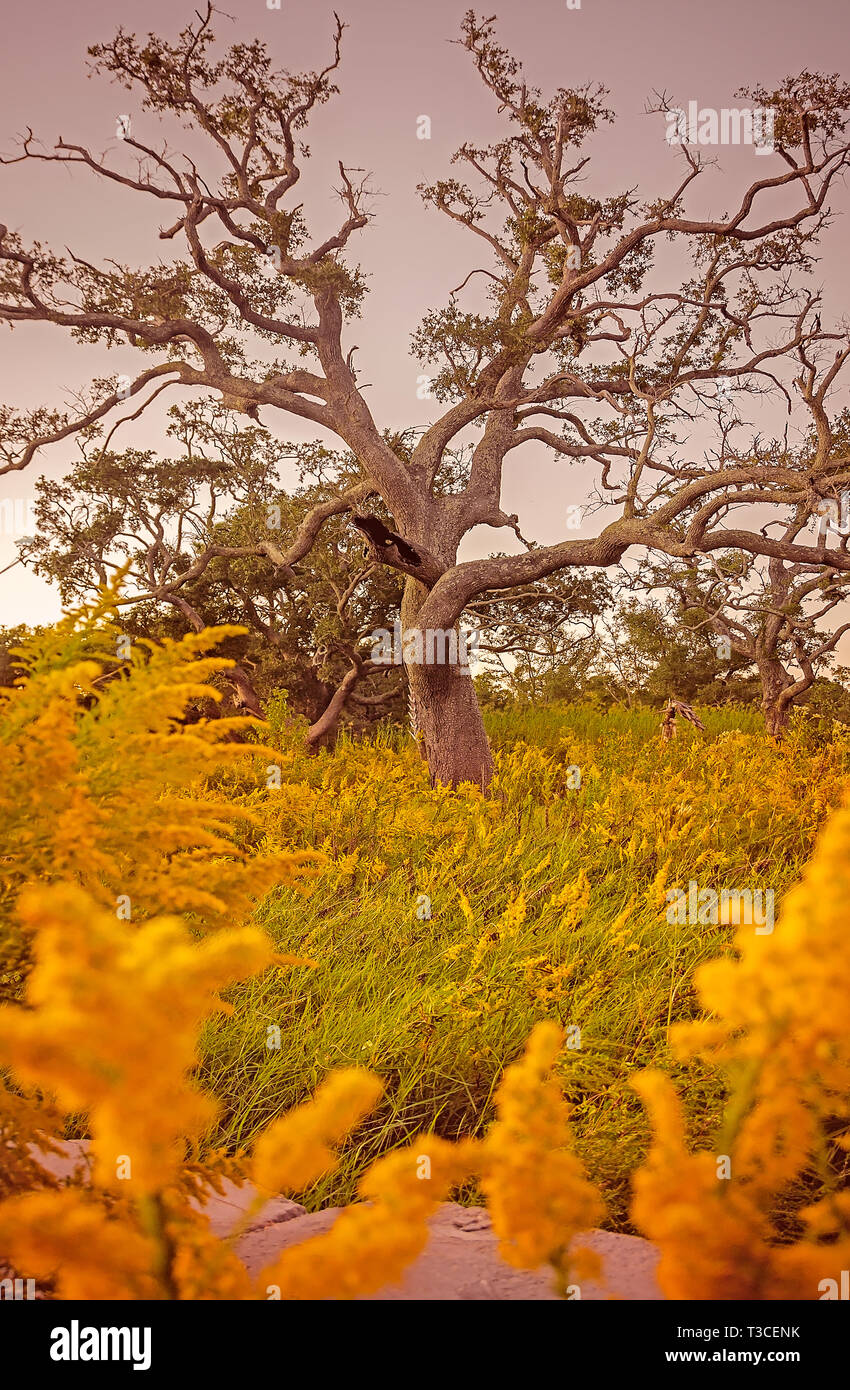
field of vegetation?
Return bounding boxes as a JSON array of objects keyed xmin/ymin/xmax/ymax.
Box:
[
  {"xmin": 202, "ymin": 696, "xmax": 848, "ymax": 1229},
  {"xmin": 3, "ymin": 604, "xmax": 850, "ymax": 1301}
]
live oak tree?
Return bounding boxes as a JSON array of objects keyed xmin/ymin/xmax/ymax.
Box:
[
  {"xmin": 4, "ymin": 7, "xmax": 850, "ymax": 786},
  {"xmin": 214, "ymin": 486, "xmax": 407, "ymax": 748},
  {"xmin": 625, "ymin": 406, "xmax": 850, "ymax": 734},
  {"xmin": 648, "ymin": 542, "xmax": 850, "ymax": 738}
]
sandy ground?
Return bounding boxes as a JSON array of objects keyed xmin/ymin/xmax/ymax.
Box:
[{"xmin": 29, "ymin": 1141, "xmax": 663, "ymax": 1301}]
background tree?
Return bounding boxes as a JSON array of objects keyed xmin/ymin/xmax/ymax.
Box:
[
  {"xmin": 586, "ymin": 590, "xmax": 731, "ymax": 709},
  {"xmin": 4, "ymin": 8, "xmax": 850, "ymax": 785},
  {"xmin": 655, "ymin": 540, "xmax": 850, "ymax": 736},
  {"xmin": 0, "ymin": 625, "xmax": 39, "ymax": 690},
  {"xmin": 21, "ymin": 404, "xmax": 405, "ymax": 744}
]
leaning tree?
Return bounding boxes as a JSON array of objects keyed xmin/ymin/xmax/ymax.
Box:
[{"xmin": 3, "ymin": 7, "xmax": 850, "ymax": 786}]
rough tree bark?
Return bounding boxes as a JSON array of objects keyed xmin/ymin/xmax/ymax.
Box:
[
  {"xmin": 756, "ymin": 658, "xmax": 796, "ymax": 739},
  {"xmin": 402, "ymin": 579, "xmax": 493, "ymax": 789}
]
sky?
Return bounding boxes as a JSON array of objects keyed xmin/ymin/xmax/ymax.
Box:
[{"xmin": 1, "ymin": 0, "xmax": 849, "ymax": 626}]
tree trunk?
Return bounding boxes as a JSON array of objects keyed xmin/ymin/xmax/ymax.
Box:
[
  {"xmin": 758, "ymin": 659, "xmax": 793, "ymax": 740},
  {"xmin": 402, "ymin": 581, "xmax": 494, "ymax": 791}
]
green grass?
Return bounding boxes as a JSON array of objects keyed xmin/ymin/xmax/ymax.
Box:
[
  {"xmin": 483, "ymin": 700, "xmax": 763, "ymax": 750},
  {"xmin": 197, "ymin": 702, "xmax": 849, "ymax": 1230}
]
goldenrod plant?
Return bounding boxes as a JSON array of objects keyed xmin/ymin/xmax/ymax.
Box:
[
  {"xmin": 0, "ymin": 605, "xmax": 601, "ymax": 1298},
  {"xmin": 0, "ymin": 588, "xmax": 317, "ymax": 996},
  {"xmin": 632, "ymin": 796, "xmax": 850, "ymax": 1299},
  {"xmin": 0, "ymin": 594, "xmax": 315, "ymax": 1203}
]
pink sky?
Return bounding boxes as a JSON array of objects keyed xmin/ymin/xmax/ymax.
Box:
[{"xmin": 1, "ymin": 0, "xmax": 849, "ymax": 625}]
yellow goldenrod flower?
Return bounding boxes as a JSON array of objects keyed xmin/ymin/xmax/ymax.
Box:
[
  {"xmin": 482, "ymin": 1023, "xmax": 603, "ymax": 1285},
  {"xmin": 0, "ymin": 885, "xmax": 275, "ymax": 1193},
  {"xmin": 257, "ymin": 1137, "xmax": 479, "ymax": 1300},
  {"xmin": 252, "ymin": 1069, "xmax": 384, "ymax": 1196}
]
